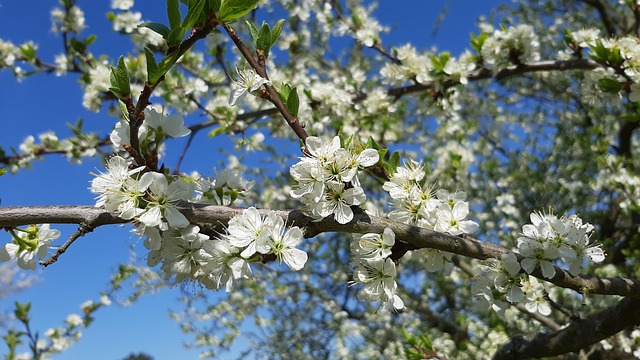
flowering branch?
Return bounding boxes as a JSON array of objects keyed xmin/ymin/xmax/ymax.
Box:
[
  {"xmin": 1, "ymin": 205, "xmax": 638, "ymax": 297},
  {"xmin": 223, "ymin": 23, "xmax": 309, "ymax": 143}
]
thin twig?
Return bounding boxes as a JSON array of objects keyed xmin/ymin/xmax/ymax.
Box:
[{"xmin": 40, "ymin": 221, "xmax": 96, "ymax": 267}]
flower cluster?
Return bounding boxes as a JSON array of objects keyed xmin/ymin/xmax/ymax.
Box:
[
  {"xmin": 383, "ymin": 159, "xmax": 478, "ymax": 272},
  {"xmin": 473, "ymin": 255, "xmax": 552, "ymax": 317},
  {"xmin": 351, "ymin": 228, "xmax": 404, "ymax": 310},
  {"xmin": 480, "ymin": 24, "xmax": 540, "ymax": 69},
  {"xmin": 90, "ymin": 148, "xmax": 305, "ymax": 290},
  {"xmin": 0, "ymin": 224, "xmax": 60, "ymax": 270},
  {"xmin": 290, "ymin": 136, "xmax": 379, "ymax": 224},
  {"xmin": 473, "ymin": 211, "xmax": 604, "ymax": 316},
  {"xmin": 146, "ymin": 208, "xmax": 307, "ymax": 291},
  {"xmin": 517, "ymin": 211, "xmax": 605, "ymax": 278},
  {"xmin": 384, "ymin": 160, "xmax": 478, "ymax": 234}
]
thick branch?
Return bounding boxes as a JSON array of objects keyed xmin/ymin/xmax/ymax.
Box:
[
  {"xmin": 493, "ymin": 296, "xmax": 640, "ymax": 359},
  {"xmin": 1, "ymin": 205, "xmax": 639, "ymax": 297}
]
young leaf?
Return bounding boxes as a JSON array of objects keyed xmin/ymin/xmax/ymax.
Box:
[
  {"xmin": 167, "ymin": 26, "xmax": 186, "ymax": 45},
  {"xmin": 366, "ymin": 136, "xmax": 380, "ymax": 150},
  {"xmin": 156, "ymin": 51, "xmax": 181, "ymax": 82},
  {"xmin": 257, "ymin": 22, "xmax": 272, "ymax": 53},
  {"xmin": 109, "ymin": 56, "xmax": 131, "ymax": 99},
  {"xmin": 271, "ymin": 19, "xmax": 285, "ymax": 45},
  {"xmin": 138, "ymin": 22, "xmax": 171, "ymax": 38},
  {"xmin": 118, "ymin": 99, "xmax": 130, "ymax": 121},
  {"xmin": 246, "ymin": 20, "xmax": 259, "ymax": 42},
  {"xmin": 167, "ymin": 0, "xmax": 181, "ymax": 29},
  {"xmin": 145, "ymin": 48, "xmax": 160, "ymax": 83},
  {"xmin": 206, "ymin": 0, "xmax": 221, "ymax": 12},
  {"xmin": 182, "ymin": 0, "xmax": 206, "ymax": 30},
  {"xmin": 286, "ymin": 87, "xmax": 300, "ymax": 117},
  {"xmin": 385, "ymin": 151, "xmax": 401, "ymax": 175},
  {"xmin": 218, "ymin": 0, "xmax": 260, "ymax": 23}
]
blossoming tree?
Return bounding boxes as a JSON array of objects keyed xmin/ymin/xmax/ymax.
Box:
[{"xmin": 1, "ymin": 0, "xmax": 640, "ymax": 358}]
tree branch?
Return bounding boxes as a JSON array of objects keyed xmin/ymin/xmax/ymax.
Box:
[
  {"xmin": 1, "ymin": 205, "xmax": 639, "ymax": 297},
  {"xmin": 493, "ymin": 296, "xmax": 640, "ymax": 359}
]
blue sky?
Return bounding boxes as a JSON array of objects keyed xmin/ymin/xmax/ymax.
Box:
[{"xmin": 0, "ymin": 1, "xmax": 502, "ymax": 359}]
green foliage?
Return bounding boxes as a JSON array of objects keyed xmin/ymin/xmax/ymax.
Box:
[
  {"xmin": 384, "ymin": 151, "xmax": 401, "ymax": 176},
  {"xmin": 218, "ymin": 0, "xmax": 260, "ymax": 23},
  {"xmin": 597, "ymin": 78, "xmax": 623, "ymax": 93},
  {"xmin": 286, "ymin": 87, "xmax": 300, "ymax": 117},
  {"xmin": 246, "ymin": 19, "xmax": 286, "ymax": 57},
  {"xmin": 138, "ymin": 22, "xmax": 171, "ymax": 38},
  {"xmin": 109, "ymin": 56, "xmax": 131, "ymax": 99},
  {"xmin": 403, "ymin": 330, "xmax": 439, "ymax": 360},
  {"xmin": 589, "ymin": 39, "xmax": 623, "ymax": 67},
  {"xmin": 167, "ymin": 0, "xmax": 181, "ymax": 29},
  {"xmin": 145, "ymin": 48, "xmax": 180, "ymax": 84},
  {"xmin": 470, "ymin": 31, "xmax": 488, "ymax": 53}
]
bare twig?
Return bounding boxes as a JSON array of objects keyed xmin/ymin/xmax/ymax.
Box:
[{"xmin": 40, "ymin": 221, "xmax": 96, "ymax": 267}]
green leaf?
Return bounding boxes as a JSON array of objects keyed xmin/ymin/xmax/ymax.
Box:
[
  {"xmin": 366, "ymin": 136, "xmax": 380, "ymax": 150},
  {"xmin": 597, "ymin": 78, "xmax": 623, "ymax": 93},
  {"xmin": 470, "ymin": 32, "xmax": 488, "ymax": 53},
  {"xmin": 218, "ymin": 0, "xmax": 260, "ymax": 23},
  {"xmin": 167, "ymin": 26, "xmax": 186, "ymax": 45},
  {"xmin": 85, "ymin": 34, "xmax": 97, "ymax": 45},
  {"xmin": 208, "ymin": 126, "xmax": 228, "ymax": 137},
  {"xmin": 167, "ymin": 0, "xmax": 181, "ymax": 29},
  {"xmin": 118, "ymin": 99, "xmax": 130, "ymax": 121},
  {"xmin": 277, "ymin": 83, "xmax": 292, "ymax": 103},
  {"xmin": 271, "ymin": 19, "xmax": 285, "ymax": 46},
  {"xmin": 138, "ymin": 22, "xmax": 171, "ymax": 38},
  {"xmin": 69, "ymin": 38, "xmax": 86, "ymax": 53},
  {"xmin": 206, "ymin": 0, "xmax": 221, "ymax": 12},
  {"xmin": 257, "ymin": 21, "xmax": 272, "ymax": 52},
  {"xmin": 109, "ymin": 56, "xmax": 131, "ymax": 99},
  {"xmin": 156, "ymin": 50, "xmax": 181, "ymax": 82},
  {"xmin": 431, "ymin": 52, "xmax": 450, "ymax": 71},
  {"xmin": 286, "ymin": 87, "xmax": 299, "ymax": 117},
  {"xmin": 182, "ymin": 0, "xmax": 206, "ymax": 30},
  {"xmin": 0, "ymin": 168, "xmax": 6, "ymax": 176},
  {"xmin": 384, "ymin": 151, "xmax": 400, "ymax": 175},
  {"xmin": 246, "ymin": 20, "xmax": 259, "ymax": 42},
  {"xmin": 18, "ymin": 43, "xmax": 36, "ymax": 61},
  {"xmin": 14, "ymin": 302, "xmax": 31, "ymax": 323},
  {"xmin": 145, "ymin": 48, "xmax": 160, "ymax": 83}
]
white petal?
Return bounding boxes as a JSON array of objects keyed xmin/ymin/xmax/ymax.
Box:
[
  {"xmin": 452, "ymin": 202, "xmax": 469, "ymax": 220},
  {"xmin": 520, "ymin": 258, "xmax": 536, "ymax": 274},
  {"xmin": 283, "ymin": 248, "xmax": 308, "ymax": 271},
  {"xmin": 139, "ymin": 206, "xmax": 163, "ymax": 227},
  {"xmin": 165, "ymin": 207, "xmax": 190, "ymax": 229},
  {"xmin": 334, "ymin": 204, "xmax": 354, "ymax": 224},
  {"xmin": 0, "ymin": 244, "xmax": 16, "ymax": 262},
  {"xmin": 540, "ymin": 261, "xmax": 556, "ymax": 279},
  {"xmin": 229, "ymin": 88, "xmax": 247, "ymax": 106},
  {"xmin": 283, "ymin": 227, "xmax": 303, "ymax": 247},
  {"xmin": 382, "ymin": 227, "xmax": 395, "ymax": 247},
  {"xmin": 17, "ymin": 251, "xmax": 36, "ymax": 270},
  {"xmin": 356, "ymin": 149, "xmax": 379, "ymax": 167},
  {"xmin": 587, "ymin": 247, "xmax": 605, "ymax": 263}
]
